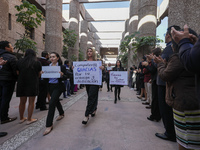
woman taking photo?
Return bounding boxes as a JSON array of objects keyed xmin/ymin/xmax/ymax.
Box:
[
  {"xmin": 82, "ymin": 48, "xmax": 104, "ymax": 125},
  {"xmin": 43, "ymin": 52, "xmax": 67, "ymax": 136},
  {"xmin": 16, "ymin": 49, "xmax": 42, "ymax": 125},
  {"xmin": 112, "ymin": 60, "xmax": 124, "ymax": 104}
]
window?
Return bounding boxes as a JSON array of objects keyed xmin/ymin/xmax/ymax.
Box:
[
  {"xmin": 43, "ymin": 34, "xmax": 45, "ymax": 44},
  {"xmin": 8, "ymin": 13, "xmax": 11, "ymax": 30},
  {"xmin": 25, "ymin": 27, "xmax": 35, "ymax": 40}
]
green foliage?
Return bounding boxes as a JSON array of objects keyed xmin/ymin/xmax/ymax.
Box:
[
  {"xmin": 63, "ymin": 29, "xmax": 77, "ymax": 48},
  {"xmin": 70, "ymin": 55, "xmax": 77, "ymax": 61},
  {"xmin": 62, "ymin": 45, "xmax": 68, "ymax": 59},
  {"xmin": 120, "ymin": 32, "xmax": 163, "ymax": 54},
  {"xmin": 62, "ymin": 29, "xmax": 78, "ymax": 60},
  {"xmin": 14, "ymin": 1, "xmax": 44, "ymax": 53},
  {"xmin": 15, "ymin": 36, "xmax": 37, "ymax": 53},
  {"xmin": 118, "ymin": 52, "xmax": 128, "ymax": 68},
  {"xmin": 15, "ymin": 1, "xmax": 44, "ymax": 29},
  {"xmin": 132, "ymin": 36, "xmax": 163, "ymax": 51},
  {"xmin": 119, "ymin": 32, "xmax": 139, "ymax": 53},
  {"xmin": 79, "ymin": 49, "xmax": 84, "ymax": 61}
]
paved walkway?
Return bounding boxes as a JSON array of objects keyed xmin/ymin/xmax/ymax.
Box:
[{"xmin": 0, "ymin": 83, "xmax": 177, "ymax": 150}]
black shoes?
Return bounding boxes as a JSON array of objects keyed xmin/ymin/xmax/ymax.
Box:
[
  {"xmin": 147, "ymin": 116, "xmax": 160, "ymax": 122},
  {"xmin": 155, "ymin": 133, "xmax": 176, "ymax": 142},
  {"xmin": 0, "ymin": 132, "xmax": 7, "ymax": 137},
  {"xmin": 1, "ymin": 117, "xmax": 17, "ymax": 124},
  {"xmin": 82, "ymin": 117, "xmax": 89, "ymax": 125},
  {"xmin": 107, "ymin": 90, "xmax": 110, "ymax": 92},
  {"xmin": 91, "ymin": 110, "xmax": 97, "ymax": 117}
]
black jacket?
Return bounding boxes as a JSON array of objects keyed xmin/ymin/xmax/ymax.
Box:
[{"xmin": 0, "ymin": 49, "xmax": 17, "ymax": 81}]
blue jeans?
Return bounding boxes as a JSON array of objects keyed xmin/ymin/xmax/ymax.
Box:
[
  {"xmin": 63, "ymin": 79, "xmax": 70, "ymax": 97},
  {"xmin": 0, "ymin": 80, "xmax": 16, "ymax": 121}
]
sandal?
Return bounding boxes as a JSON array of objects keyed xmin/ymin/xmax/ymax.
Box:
[
  {"xmin": 43, "ymin": 126, "xmax": 53, "ymax": 136},
  {"xmin": 56, "ymin": 115, "xmax": 64, "ymax": 121},
  {"xmin": 26, "ymin": 118, "xmax": 38, "ymax": 125},
  {"xmin": 19, "ymin": 117, "xmax": 27, "ymax": 124}
]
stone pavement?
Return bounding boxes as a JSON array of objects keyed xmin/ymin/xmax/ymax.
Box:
[{"xmin": 0, "ymin": 83, "xmax": 177, "ymax": 150}]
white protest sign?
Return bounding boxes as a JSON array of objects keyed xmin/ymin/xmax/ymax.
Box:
[
  {"xmin": 73, "ymin": 61, "xmax": 102, "ymax": 85},
  {"xmin": 109, "ymin": 71, "xmax": 128, "ymax": 85},
  {"xmin": 41, "ymin": 66, "xmax": 60, "ymax": 78},
  {"xmin": 107, "ymin": 67, "xmax": 112, "ymax": 71}
]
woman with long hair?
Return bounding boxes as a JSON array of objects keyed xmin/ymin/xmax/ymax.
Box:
[
  {"xmin": 112, "ymin": 60, "xmax": 124, "ymax": 104},
  {"xmin": 43, "ymin": 52, "xmax": 68, "ymax": 136},
  {"xmin": 82, "ymin": 48, "xmax": 104, "ymax": 125},
  {"xmin": 16, "ymin": 49, "xmax": 42, "ymax": 125}
]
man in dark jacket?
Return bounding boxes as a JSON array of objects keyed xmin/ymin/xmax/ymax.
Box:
[
  {"xmin": 0, "ymin": 57, "xmax": 8, "ymax": 137},
  {"xmin": 171, "ymin": 25, "xmax": 200, "ymax": 108},
  {"xmin": 36, "ymin": 51, "xmax": 50, "ymax": 111},
  {"xmin": 0, "ymin": 41, "xmax": 18, "ymax": 124},
  {"xmin": 155, "ymin": 26, "xmax": 180, "ymax": 142}
]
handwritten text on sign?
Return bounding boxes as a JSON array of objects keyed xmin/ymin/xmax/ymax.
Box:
[
  {"xmin": 109, "ymin": 71, "xmax": 128, "ymax": 85},
  {"xmin": 41, "ymin": 66, "xmax": 60, "ymax": 78},
  {"xmin": 73, "ymin": 61, "xmax": 102, "ymax": 85}
]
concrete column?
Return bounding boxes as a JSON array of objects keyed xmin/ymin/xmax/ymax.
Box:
[
  {"xmin": 0, "ymin": 0, "xmax": 9, "ymax": 41},
  {"xmin": 124, "ymin": 19, "xmax": 130, "ymax": 38},
  {"xmin": 68, "ymin": 0, "xmax": 80, "ymax": 61},
  {"xmin": 137, "ymin": 0, "xmax": 157, "ymax": 59},
  {"xmin": 138, "ymin": 0, "xmax": 157, "ymax": 37},
  {"xmin": 168, "ymin": 0, "xmax": 200, "ymax": 34},
  {"xmin": 45, "ymin": 0, "xmax": 62, "ymax": 55},
  {"xmin": 87, "ymin": 32, "xmax": 94, "ymax": 48},
  {"xmin": 80, "ymin": 20, "xmax": 88, "ymax": 60},
  {"xmin": 128, "ymin": 0, "xmax": 139, "ymax": 68}
]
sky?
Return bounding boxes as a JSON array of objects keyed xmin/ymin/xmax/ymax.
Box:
[{"xmin": 62, "ymin": 0, "xmax": 168, "ymax": 47}]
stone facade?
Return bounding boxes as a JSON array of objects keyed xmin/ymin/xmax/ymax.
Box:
[
  {"xmin": 68, "ymin": 0, "xmax": 80, "ymax": 62},
  {"xmin": 138, "ymin": 0, "xmax": 157, "ymax": 37},
  {"xmin": 128, "ymin": 0, "xmax": 139, "ymax": 68},
  {"xmin": 168, "ymin": 0, "xmax": 200, "ymax": 34},
  {"xmin": 137, "ymin": 0, "xmax": 157, "ymax": 61},
  {"xmin": 45, "ymin": 0, "xmax": 63, "ymax": 55},
  {"xmin": 0, "ymin": 0, "xmax": 9, "ymax": 41},
  {"xmin": 0, "ymin": 0, "xmax": 45, "ymax": 57},
  {"xmin": 80, "ymin": 20, "xmax": 88, "ymax": 60}
]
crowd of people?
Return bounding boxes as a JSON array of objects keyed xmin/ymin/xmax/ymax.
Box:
[
  {"xmin": 0, "ymin": 24, "xmax": 200, "ymax": 150},
  {"xmin": 0, "ymin": 41, "xmax": 76, "ymax": 136},
  {"xmin": 129, "ymin": 25, "xmax": 200, "ymax": 150}
]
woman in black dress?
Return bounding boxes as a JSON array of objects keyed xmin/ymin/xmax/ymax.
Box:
[
  {"xmin": 43, "ymin": 52, "xmax": 68, "ymax": 136},
  {"xmin": 82, "ymin": 48, "xmax": 104, "ymax": 125},
  {"xmin": 112, "ymin": 60, "xmax": 124, "ymax": 104},
  {"xmin": 16, "ymin": 49, "xmax": 42, "ymax": 124}
]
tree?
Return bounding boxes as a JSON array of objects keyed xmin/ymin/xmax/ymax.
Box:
[
  {"xmin": 62, "ymin": 29, "xmax": 78, "ymax": 60},
  {"xmin": 14, "ymin": 0, "xmax": 44, "ymax": 53}
]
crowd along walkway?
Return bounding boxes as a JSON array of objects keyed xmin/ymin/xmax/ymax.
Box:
[{"xmin": 0, "ymin": 83, "xmax": 177, "ymax": 150}]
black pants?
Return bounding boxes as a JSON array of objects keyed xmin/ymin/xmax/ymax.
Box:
[
  {"xmin": 106, "ymin": 79, "xmax": 112, "ymax": 91},
  {"xmin": 150, "ymin": 80, "xmax": 161, "ymax": 120},
  {"xmin": 114, "ymin": 86, "xmax": 121, "ymax": 100},
  {"xmin": 85, "ymin": 85, "xmax": 99, "ymax": 117},
  {"xmin": 0, "ymin": 80, "xmax": 16, "ymax": 121},
  {"xmin": 46, "ymin": 83, "xmax": 64, "ymax": 127},
  {"xmin": 158, "ymin": 85, "xmax": 176, "ymax": 139},
  {"xmin": 36, "ymin": 79, "xmax": 48, "ymax": 109}
]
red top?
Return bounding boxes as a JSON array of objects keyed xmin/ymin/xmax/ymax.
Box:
[{"xmin": 143, "ymin": 62, "xmax": 151, "ymax": 82}]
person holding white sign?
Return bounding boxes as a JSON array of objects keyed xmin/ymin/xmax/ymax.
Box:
[
  {"xmin": 82, "ymin": 48, "xmax": 104, "ymax": 125},
  {"xmin": 112, "ymin": 60, "xmax": 124, "ymax": 104},
  {"xmin": 43, "ymin": 52, "xmax": 68, "ymax": 136}
]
